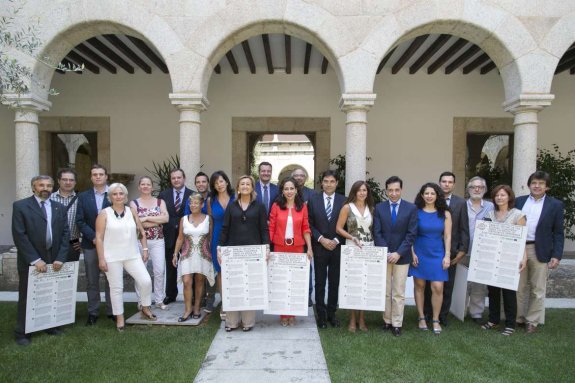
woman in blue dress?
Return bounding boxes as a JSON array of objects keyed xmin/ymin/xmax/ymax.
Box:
[{"xmin": 409, "ymin": 182, "xmax": 451, "ymax": 335}]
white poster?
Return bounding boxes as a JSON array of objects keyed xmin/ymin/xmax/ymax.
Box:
[
  {"xmin": 468, "ymin": 220, "xmax": 527, "ymax": 291},
  {"xmin": 450, "ymin": 264, "xmax": 469, "ymax": 322},
  {"xmin": 338, "ymin": 245, "xmax": 387, "ymax": 311},
  {"xmin": 221, "ymin": 245, "xmax": 269, "ymax": 311},
  {"xmin": 25, "ymin": 261, "xmax": 79, "ymax": 334},
  {"xmin": 264, "ymin": 252, "xmax": 310, "ymax": 316}
]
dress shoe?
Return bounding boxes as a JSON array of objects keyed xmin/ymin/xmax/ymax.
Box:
[
  {"xmin": 327, "ymin": 317, "xmax": 340, "ymax": 328},
  {"xmin": 317, "ymin": 319, "xmax": 328, "ymax": 329},
  {"xmin": 163, "ymin": 297, "xmax": 176, "ymax": 305},
  {"xmin": 392, "ymin": 327, "xmax": 402, "ymax": 337},
  {"xmin": 308, "ymin": 297, "xmax": 313, "ymax": 307},
  {"xmin": 526, "ymin": 323, "xmax": 538, "ymax": 334},
  {"xmin": 382, "ymin": 323, "xmax": 392, "ymax": 331},
  {"xmin": 16, "ymin": 337, "xmax": 31, "ymax": 346},
  {"xmin": 45, "ymin": 327, "xmax": 63, "ymax": 336},
  {"xmin": 86, "ymin": 315, "xmax": 98, "ymax": 326}
]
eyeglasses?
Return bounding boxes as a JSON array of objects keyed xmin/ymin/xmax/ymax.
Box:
[{"xmin": 468, "ymin": 185, "xmax": 485, "ymax": 190}]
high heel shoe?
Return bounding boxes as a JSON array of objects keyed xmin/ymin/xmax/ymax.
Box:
[
  {"xmin": 432, "ymin": 320, "xmax": 442, "ymax": 335},
  {"xmin": 116, "ymin": 326, "xmax": 125, "ymax": 332},
  {"xmin": 418, "ymin": 317, "xmax": 429, "ymax": 331},
  {"xmin": 141, "ymin": 307, "xmax": 157, "ymax": 321}
]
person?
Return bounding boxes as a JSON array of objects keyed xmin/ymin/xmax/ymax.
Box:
[
  {"xmin": 129, "ymin": 176, "xmax": 169, "ymax": 310},
  {"xmin": 410, "ymin": 182, "xmax": 452, "ymax": 335},
  {"xmin": 516, "ymin": 171, "xmax": 565, "ymax": 334},
  {"xmin": 424, "ymin": 171, "xmax": 469, "ymax": 326},
  {"xmin": 292, "ymin": 167, "xmax": 315, "ymax": 203},
  {"xmin": 204, "ymin": 170, "xmax": 235, "ymax": 315},
  {"xmin": 464, "ymin": 176, "xmax": 494, "ymax": 323},
  {"xmin": 336, "ymin": 180, "xmax": 375, "ymax": 333},
  {"xmin": 12, "ymin": 175, "xmax": 70, "ymax": 346},
  {"xmin": 480, "ymin": 185, "xmax": 527, "ymax": 336},
  {"xmin": 373, "ymin": 176, "xmax": 417, "ymax": 337},
  {"xmin": 158, "ymin": 168, "xmax": 194, "ymax": 305},
  {"xmin": 218, "ymin": 175, "xmax": 270, "ymax": 332},
  {"xmin": 255, "ymin": 161, "xmax": 278, "ymax": 216},
  {"xmin": 76, "ymin": 164, "xmax": 113, "ymax": 325},
  {"xmin": 268, "ymin": 177, "xmax": 313, "ymax": 327},
  {"xmin": 195, "ymin": 171, "xmax": 210, "ymax": 199},
  {"xmin": 172, "ymin": 193, "xmax": 215, "ymax": 321},
  {"xmin": 308, "ymin": 170, "xmax": 345, "ymax": 329},
  {"xmin": 50, "ymin": 168, "xmax": 81, "ymax": 262},
  {"xmin": 95, "ymin": 183, "xmax": 156, "ymax": 331}
]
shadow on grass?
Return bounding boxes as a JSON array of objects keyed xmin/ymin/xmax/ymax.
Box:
[
  {"xmin": 319, "ymin": 307, "xmax": 575, "ymax": 383},
  {"xmin": 0, "ymin": 302, "xmax": 221, "ymax": 382}
]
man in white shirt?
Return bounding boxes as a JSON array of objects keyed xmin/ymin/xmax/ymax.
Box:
[{"xmin": 51, "ymin": 168, "xmax": 81, "ymax": 262}]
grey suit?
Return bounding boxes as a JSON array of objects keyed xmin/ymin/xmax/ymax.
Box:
[{"xmin": 12, "ymin": 196, "xmax": 70, "ymax": 338}]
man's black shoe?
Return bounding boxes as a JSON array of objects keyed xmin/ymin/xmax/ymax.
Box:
[
  {"xmin": 45, "ymin": 327, "xmax": 63, "ymax": 336},
  {"xmin": 308, "ymin": 297, "xmax": 313, "ymax": 307},
  {"xmin": 163, "ymin": 297, "xmax": 176, "ymax": 305},
  {"xmin": 392, "ymin": 327, "xmax": 402, "ymax": 337},
  {"xmin": 327, "ymin": 317, "xmax": 340, "ymax": 328},
  {"xmin": 317, "ymin": 319, "xmax": 328, "ymax": 329},
  {"xmin": 382, "ymin": 323, "xmax": 392, "ymax": 331},
  {"xmin": 16, "ymin": 337, "xmax": 31, "ymax": 346},
  {"xmin": 86, "ymin": 315, "xmax": 98, "ymax": 326}
]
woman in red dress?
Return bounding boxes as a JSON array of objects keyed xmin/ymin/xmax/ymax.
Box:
[{"xmin": 269, "ymin": 177, "xmax": 313, "ymax": 326}]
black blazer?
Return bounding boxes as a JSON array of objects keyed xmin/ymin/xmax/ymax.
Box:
[
  {"xmin": 448, "ymin": 194, "xmax": 470, "ymax": 257},
  {"xmin": 158, "ymin": 187, "xmax": 193, "ymax": 248},
  {"xmin": 76, "ymin": 188, "xmax": 111, "ymax": 249},
  {"xmin": 373, "ymin": 200, "xmax": 418, "ymax": 265},
  {"xmin": 12, "ymin": 196, "xmax": 70, "ymax": 273},
  {"xmin": 307, "ymin": 192, "xmax": 346, "ymax": 255},
  {"xmin": 516, "ymin": 195, "xmax": 565, "ymax": 262}
]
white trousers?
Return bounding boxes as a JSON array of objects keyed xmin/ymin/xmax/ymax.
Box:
[
  {"xmin": 136, "ymin": 239, "xmax": 166, "ymax": 304},
  {"xmin": 106, "ymin": 258, "xmax": 152, "ymax": 315}
]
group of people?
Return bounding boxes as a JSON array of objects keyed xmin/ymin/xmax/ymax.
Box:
[{"xmin": 12, "ymin": 159, "xmax": 564, "ymax": 345}]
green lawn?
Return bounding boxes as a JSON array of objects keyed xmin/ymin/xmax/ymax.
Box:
[
  {"xmin": 319, "ymin": 307, "xmax": 575, "ymax": 383},
  {"xmin": 0, "ymin": 302, "xmax": 220, "ymax": 382}
]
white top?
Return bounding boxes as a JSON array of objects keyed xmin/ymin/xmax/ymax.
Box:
[
  {"xmin": 285, "ymin": 210, "xmax": 294, "ymax": 239},
  {"xmin": 102, "ymin": 207, "xmax": 140, "ymax": 262},
  {"xmin": 521, "ymin": 194, "xmax": 546, "ymax": 241}
]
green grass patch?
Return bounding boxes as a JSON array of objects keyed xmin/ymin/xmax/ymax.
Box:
[
  {"xmin": 319, "ymin": 307, "xmax": 575, "ymax": 383},
  {"xmin": 0, "ymin": 302, "xmax": 220, "ymax": 382}
]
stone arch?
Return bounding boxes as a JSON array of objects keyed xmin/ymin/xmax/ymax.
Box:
[
  {"xmin": 356, "ymin": 1, "xmax": 540, "ymax": 100},
  {"xmin": 29, "ymin": 0, "xmax": 186, "ymax": 98},
  {"xmin": 541, "ymin": 10, "xmax": 575, "ymax": 91},
  {"xmin": 187, "ymin": 2, "xmax": 357, "ymax": 95}
]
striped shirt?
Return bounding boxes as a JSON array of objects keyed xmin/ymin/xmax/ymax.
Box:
[{"xmin": 51, "ymin": 190, "xmax": 80, "ymax": 240}]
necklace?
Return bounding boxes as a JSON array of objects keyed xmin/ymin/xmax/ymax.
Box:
[{"xmin": 113, "ymin": 208, "xmax": 125, "ymax": 219}]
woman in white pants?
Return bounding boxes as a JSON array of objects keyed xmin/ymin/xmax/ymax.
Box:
[
  {"xmin": 96, "ymin": 183, "xmax": 157, "ymax": 331},
  {"xmin": 130, "ymin": 176, "xmax": 169, "ymax": 310}
]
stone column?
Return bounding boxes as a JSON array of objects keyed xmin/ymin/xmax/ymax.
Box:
[
  {"xmin": 169, "ymin": 94, "xmax": 209, "ymax": 188},
  {"xmin": 2, "ymin": 95, "xmax": 51, "ymax": 199},
  {"xmin": 339, "ymin": 94, "xmax": 376, "ymax": 194},
  {"xmin": 503, "ymin": 94, "xmax": 553, "ymax": 195}
]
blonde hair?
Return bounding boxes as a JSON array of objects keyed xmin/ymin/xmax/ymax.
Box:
[
  {"xmin": 236, "ymin": 175, "xmax": 257, "ymax": 201},
  {"xmin": 107, "ymin": 183, "xmax": 129, "ymax": 204}
]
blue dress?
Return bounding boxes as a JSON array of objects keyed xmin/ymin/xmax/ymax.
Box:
[
  {"xmin": 204, "ymin": 194, "xmax": 235, "ymax": 273},
  {"xmin": 408, "ymin": 210, "xmax": 448, "ymax": 282}
]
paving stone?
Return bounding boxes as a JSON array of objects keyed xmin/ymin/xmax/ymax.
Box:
[{"xmin": 125, "ymin": 301, "xmax": 207, "ymax": 326}]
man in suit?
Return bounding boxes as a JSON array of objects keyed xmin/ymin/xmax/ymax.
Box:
[
  {"xmin": 516, "ymin": 171, "xmax": 564, "ymax": 333},
  {"xmin": 12, "ymin": 175, "xmax": 70, "ymax": 346},
  {"xmin": 308, "ymin": 170, "xmax": 345, "ymax": 329},
  {"xmin": 255, "ymin": 161, "xmax": 278, "ymax": 216},
  {"xmin": 76, "ymin": 164, "xmax": 113, "ymax": 325},
  {"xmin": 292, "ymin": 167, "xmax": 315, "ymax": 203},
  {"xmin": 373, "ymin": 176, "xmax": 417, "ymax": 336},
  {"xmin": 424, "ymin": 171, "xmax": 469, "ymax": 325},
  {"xmin": 159, "ymin": 168, "xmax": 194, "ymax": 304},
  {"xmin": 51, "ymin": 168, "xmax": 81, "ymax": 262}
]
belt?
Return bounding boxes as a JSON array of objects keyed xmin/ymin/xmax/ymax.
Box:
[
  {"xmin": 526, "ymin": 240, "xmax": 535, "ymax": 245},
  {"xmin": 284, "ymin": 238, "xmax": 294, "ymax": 246}
]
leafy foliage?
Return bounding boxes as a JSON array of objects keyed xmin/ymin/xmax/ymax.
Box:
[
  {"xmin": 537, "ymin": 144, "xmax": 575, "ymax": 240},
  {"xmin": 145, "ymin": 155, "xmax": 180, "ymax": 196},
  {"xmin": 328, "ymin": 154, "xmax": 386, "ymax": 203}
]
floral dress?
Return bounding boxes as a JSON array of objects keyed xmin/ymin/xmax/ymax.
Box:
[
  {"xmin": 178, "ymin": 214, "xmax": 215, "ymax": 286},
  {"xmin": 345, "ymin": 202, "xmax": 374, "ymax": 246}
]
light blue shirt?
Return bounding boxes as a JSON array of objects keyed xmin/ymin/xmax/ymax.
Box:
[
  {"xmin": 467, "ymin": 198, "xmax": 494, "ymax": 251},
  {"xmin": 94, "ymin": 186, "xmax": 109, "ymax": 213}
]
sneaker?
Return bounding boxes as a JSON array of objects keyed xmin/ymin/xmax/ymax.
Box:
[
  {"xmin": 213, "ymin": 293, "xmax": 222, "ymax": 308},
  {"xmin": 204, "ymin": 298, "xmax": 214, "ymax": 314},
  {"xmin": 155, "ymin": 302, "xmax": 168, "ymax": 310}
]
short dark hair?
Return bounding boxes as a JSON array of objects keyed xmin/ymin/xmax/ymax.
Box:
[
  {"xmin": 195, "ymin": 171, "xmax": 209, "ymax": 182},
  {"xmin": 91, "ymin": 164, "xmax": 108, "ymax": 175},
  {"xmin": 491, "ymin": 184, "xmax": 515, "ymax": 210},
  {"xmin": 258, "ymin": 162, "xmax": 272, "ymax": 171},
  {"xmin": 439, "ymin": 171, "xmax": 455, "ymax": 182},
  {"xmin": 385, "ymin": 176, "xmax": 403, "ymax": 189},
  {"xmin": 169, "ymin": 168, "xmax": 186, "ymax": 179},
  {"xmin": 527, "ymin": 171, "xmax": 551, "ymax": 188},
  {"xmin": 57, "ymin": 168, "xmax": 77, "ymax": 180},
  {"xmin": 320, "ymin": 170, "xmax": 338, "ymax": 182}
]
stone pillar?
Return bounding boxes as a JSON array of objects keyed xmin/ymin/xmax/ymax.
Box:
[
  {"xmin": 503, "ymin": 94, "xmax": 553, "ymax": 195},
  {"xmin": 169, "ymin": 94, "xmax": 209, "ymax": 188},
  {"xmin": 2, "ymin": 95, "xmax": 51, "ymax": 199},
  {"xmin": 339, "ymin": 94, "xmax": 376, "ymax": 194}
]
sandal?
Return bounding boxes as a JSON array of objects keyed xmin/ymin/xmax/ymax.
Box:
[
  {"xmin": 501, "ymin": 327, "xmax": 515, "ymax": 336},
  {"xmin": 225, "ymin": 326, "xmax": 235, "ymax": 332},
  {"xmin": 192, "ymin": 312, "xmax": 201, "ymax": 319},
  {"xmin": 288, "ymin": 317, "xmax": 296, "ymax": 327},
  {"xmin": 432, "ymin": 320, "xmax": 442, "ymax": 335},
  {"xmin": 418, "ymin": 317, "xmax": 428, "ymax": 331},
  {"xmin": 359, "ymin": 324, "xmax": 368, "ymax": 332},
  {"xmin": 242, "ymin": 326, "xmax": 252, "ymax": 332},
  {"xmin": 280, "ymin": 318, "xmax": 289, "ymax": 327},
  {"xmin": 140, "ymin": 307, "xmax": 157, "ymax": 321},
  {"xmin": 481, "ymin": 322, "xmax": 498, "ymax": 330}
]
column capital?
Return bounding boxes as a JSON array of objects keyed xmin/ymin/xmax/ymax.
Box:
[
  {"xmin": 169, "ymin": 93, "xmax": 209, "ymax": 111},
  {"xmin": 339, "ymin": 93, "xmax": 376, "ymax": 112},
  {"xmin": 503, "ymin": 94, "xmax": 554, "ymax": 114},
  {"xmin": 1, "ymin": 93, "xmax": 51, "ymax": 111}
]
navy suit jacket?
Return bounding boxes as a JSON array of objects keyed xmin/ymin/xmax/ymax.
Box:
[
  {"xmin": 159, "ymin": 187, "xmax": 193, "ymax": 248},
  {"xmin": 307, "ymin": 192, "xmax": 346, "ymax": 256},
  {"xmin": 255, "ymin": 181, "xmax": 279, "ymax": 214},
  {"xmin": 301, "ymin": 186, "xmax": 315, "ymax": 203},
  {"xmin": 516, "ymin": 195, "xmax": 565, "ymax": 262},
  {"xmin": 12, "ymin": 196, "xmax": 70, "ymax": 273},
  {"xmin": 76, "ymin": 188, "xmax": 111, "ymax": 249},
  {"xmin": 448, "ymin": 194, "xmax": 470, "ymax": 257},
  {"xmin": 373, "ymin": 200, "xmax": 418, "ymax": 265}
]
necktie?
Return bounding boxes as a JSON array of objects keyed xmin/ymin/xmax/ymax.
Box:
[
  {"xmin": 41, "ymin": 201, "xmax": 52, "ymax": 249},
  {"xmin": 326, "ymin": 196, "xmax": 332, "ymax": 220},
  {"xmin": 175, "ymin": 190, "xmax": 182, "ymax": 213},
  {"xmin": 263, "ymin": 185, "xmax": 269, "ymax": 213},
  {"xmin": 446, "ymin": 197, "xmax": 451, "ymax": 207},
  {"xmin": 391, "ymin": 203, "xmax": 398, "ymax": 225}
]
